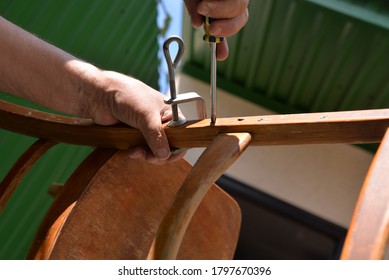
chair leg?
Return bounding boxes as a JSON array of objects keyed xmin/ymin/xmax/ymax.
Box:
[{"xmin": 149, "ymin": 132, "xmax": 252, "ymax": 260}]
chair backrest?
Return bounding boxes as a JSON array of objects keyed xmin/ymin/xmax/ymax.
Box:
[
  {"xmin": 1, "ymin": 99, "xmax": 389, "ymax": 259},
  {"xmin": 28, "ymin": 150, "xmax": 241, "ymax": 259}
]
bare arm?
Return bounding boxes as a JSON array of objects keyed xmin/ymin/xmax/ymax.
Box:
[
  {"xmin": 0, "ymin": 16, "xmax": 180, "ymax": 163},
  {"xmin": 0, "ymin": 16, "xmax": 95, "ymax": 116}
]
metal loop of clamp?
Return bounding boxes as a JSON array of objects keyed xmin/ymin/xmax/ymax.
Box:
[{"xmin": 163, "ymin": 36, "xmax": 207, "ymax": 127}]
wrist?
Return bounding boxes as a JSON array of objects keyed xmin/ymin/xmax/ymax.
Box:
[
  {"xmin": 65, "ymin": 60, "xmax": 108, "ymax": 120},
  {"xmin": 77, "ymin": 68, "xmax": 129, "ymax": 126}
]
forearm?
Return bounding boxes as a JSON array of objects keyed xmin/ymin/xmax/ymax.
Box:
[{"xmin": 0, "ymin": 16, "xmax": 103, "ymax": 117}]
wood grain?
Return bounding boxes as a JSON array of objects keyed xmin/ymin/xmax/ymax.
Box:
[
  {"xmin": 149, "ymin": 132, "xmax": 251, "ymax": 259},
  {"xmin": 1, "ymin": 100, "xmax": 389, "ymax": 149},
  {"xmin": 31, "ymin": 151, "xmax": 241, "ymax": 259},
  {"xmin": 341, "ymin": 128, "xmax": 389, "ymax": 259},
  {"xmin": 27, "ymin": 148, "xmax": 116, "ymax": 259},
  {"xmin": 3, "ymin": 100, "xmax": 389, "ymax": 259}
]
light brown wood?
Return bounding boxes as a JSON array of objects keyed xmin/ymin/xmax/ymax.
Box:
[
  {"xmin": 2, "ymin": 99, "xmax": 389, "ymax": 260},
  {"xmin": 1, "ymin": 99, "xmax": 389, "ymax": 149},
  {"xmin": 340, "ymin": 128, "xmax": 389, "ymax": 259},
  {"xmin": 27, "ymin": 148, "xmax": 116, "ymax": 259},
  {"xmin": 29, "ymin": 151, "xmax": 241, "ymax": 259},
  {"xmin": 0, "ymin": 139, "xmax": 56, "ymax": 211},
  {"xmin": 149, "ymin": 132, "xmax": 251, "ymax": 259}
]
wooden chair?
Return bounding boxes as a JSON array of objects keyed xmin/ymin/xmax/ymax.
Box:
[
  {"xmin": 1, "ymin": 99, "xmax": 389, "ymax": 259},
  {"xmin": 0, "ymin": 99, "xmax": 244, "ymax": 260}
]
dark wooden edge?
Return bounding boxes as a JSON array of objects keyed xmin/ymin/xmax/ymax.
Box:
[{"xmin": 0, "ymin": 139, "xmax": 56, "ymax": 212}]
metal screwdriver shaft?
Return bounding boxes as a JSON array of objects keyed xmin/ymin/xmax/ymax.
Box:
[
  {"xmin": 210, "ymin": 42, "xmax": 217, "ymax": 124},
  {"xmin": 203, "ymin": 17, "xmax": 223, "ymax": 124}
]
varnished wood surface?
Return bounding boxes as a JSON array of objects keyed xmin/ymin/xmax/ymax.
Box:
[
  {"xmin": 29, "ymin": 151, "xmax": 241, "ymax": 260},
  {"xmin": 1, "ymin": 99, "xmax": 389, "ymax": 149},
  {"xmin": 150, "ymin": 132, "xmax": 251, "ymax": 259},
  {"xmin": 341, "ymin": 128, "xmax": 389, "ymax": 259},
  {"xmin": 28, "ymin": 148, "xmax": 116, "ymax": 259},
  {"xmin": 2, "ymin": 100, "xmax": 389, "ymax": 259}
]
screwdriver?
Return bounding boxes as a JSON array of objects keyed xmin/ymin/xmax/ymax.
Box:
[{"xmin": 203, "ymin": 17, "xmax": 224, "ymax": 124}]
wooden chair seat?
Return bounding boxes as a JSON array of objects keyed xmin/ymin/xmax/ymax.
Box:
[{"xmin": 28, "ymin": 150, "xmax": 240, "ymax": 259}]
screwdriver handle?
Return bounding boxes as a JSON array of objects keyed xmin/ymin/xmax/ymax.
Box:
[{"xmin": 203, "ymin": 17, "xmax": 224, "ymax": 43}]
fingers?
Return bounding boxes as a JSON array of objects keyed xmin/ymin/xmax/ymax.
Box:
[
  {"xmin": 98, "ymin": 72, "xmax": 181, "ymax": 164},
  {"xmin": 185, "ymin": 0, "xmax": 249, "ymax": 37},
  {"xmin": 197, "ymin": 0, "xmax": 249, "ymax": 37},
  {"xmin": 198, "ymin": 0, "xmax": 249, "ymax": 20},
  {"xmin": 216, "ymin": 38, "xmax": 229, "ymax": 61},
  {"xmin": 184, "ymin": 0, "xmax": 249, "ymax": 60},
  {"xmin": 95, "ymin": 68, "xmax": 191, "ymax": 165},
  {"xmin": 207, "ymin": 10, "xmax": 249, "ymax": 38},
  {"xmin": 140, "ymin": 120, "xmax": 171, "ymax": 161},
  {"xmin": 128, "ymin": 145, "xmax": 186, "ymax": 164},
  {"xmin": 184, "ymin": 0, "xmax": 203, "ymax": 28},
  {"xmin": 128, "ymin": 107, "xmax": 187, "ymax": 164},
  {"xmin": 127, "ymin": 100, "xmax": 186, "ymax": 164}
]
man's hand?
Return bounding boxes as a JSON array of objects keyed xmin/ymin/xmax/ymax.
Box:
[
  {"xmin": 184, "ymin": 0, "xmax": 249, "ymax": 60},
  {"xmin": 90, "ymin": 70, "xmax": 185, "ymax": 164}
]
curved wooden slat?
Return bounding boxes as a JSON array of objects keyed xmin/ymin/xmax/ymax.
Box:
[
  {"xmin": 1, "ymin": 99, "xmax": 389, "ymax": 149},
  {"xmin": 0, "ymin": 99, "xmax": 144, "ymax": 149},
  {"xmin": 149, "ymin": 132, "xmax": 252, "ymax": 260},
  {"xmin": 341, "ymin": 128, "xmax": 389, "ymax": 259},
  {"xmin": 0, "ymin": 139, "xmax": 56, "ymax": 211}
]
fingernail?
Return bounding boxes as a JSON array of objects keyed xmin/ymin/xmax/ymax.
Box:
[
  {"xmin": 156, "ymin": 148, "xmax": 170, "ymax": 159},
  {"xmin": 197, "ymin": 4, "xmax": 209, "ymax": 16},
  {"xmin": 192, "ymin": 21, "xmax": 202, "ymax": 29},
  {"xmin": 193, "ymin": 24, "xmax": 201, "ymax": 29}
]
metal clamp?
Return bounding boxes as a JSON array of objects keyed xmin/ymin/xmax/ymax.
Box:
[{"xmin": 163, "ymin": 36, "xmax": 207, "ymax": 127}]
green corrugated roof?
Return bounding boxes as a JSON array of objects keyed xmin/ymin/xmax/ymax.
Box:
[
  {"xmin": 0, "ymin": 0, "xmax": 160, "ymax": 259},
  {"xmin": 183, "ymin": 0, "xmax": 389, "ymax": 114}
]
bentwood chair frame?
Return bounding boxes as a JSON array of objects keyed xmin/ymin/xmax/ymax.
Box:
[{"xmin": 1, "ymin": 99, "xmax": 389, "ymax": 259}]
